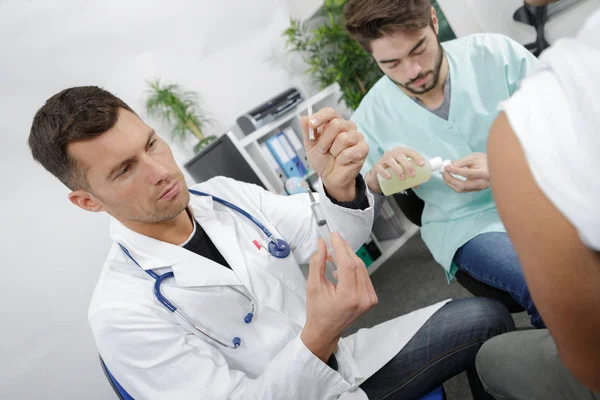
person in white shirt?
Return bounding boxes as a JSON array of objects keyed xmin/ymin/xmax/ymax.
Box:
[{"xmin": 475, "ymin": 2, "xmax": 600, "ymax": 398}]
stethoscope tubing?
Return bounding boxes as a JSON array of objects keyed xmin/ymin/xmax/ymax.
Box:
[{"xmin": 117, "ymin": 189, "xmax": 289, "ymax": 349}]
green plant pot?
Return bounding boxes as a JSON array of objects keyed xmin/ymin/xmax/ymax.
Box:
[{"xmin": 193, "ymin": 136, "xmax": 217, "ymax": 153}]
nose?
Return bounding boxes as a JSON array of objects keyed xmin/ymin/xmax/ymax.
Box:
[
  {"xmin": 145, "ymin": 156, "xmax": 170, "ymax": 185},
  {"xmin": 404, "ymin": 60, "xmax": 422, "ymax": 81}
]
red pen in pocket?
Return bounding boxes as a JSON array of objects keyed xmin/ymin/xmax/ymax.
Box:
[{"xmin": 253, "ymin": 240, "xmax": 269, "ymax": 255}]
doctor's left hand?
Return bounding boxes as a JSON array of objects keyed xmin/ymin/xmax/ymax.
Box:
[
  {"xmin": 302, "ymin": 233, "xmax": 378, "ymax": 363},
  {"xmin": 442, "ymin": 152, "xmax": 490, "ymax": 193},
  {"xmin": 301, "ymin": 108, "xmax": 368, "ymax": 202}
]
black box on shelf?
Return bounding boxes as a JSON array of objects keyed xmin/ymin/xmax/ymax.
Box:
[
  {"xmin": 372, "ymin": 200, "xmax": 405, "ymax": 241},
  {"xmin": 365, "ymin": 240, "xmax": 382, "ymax": 261}
]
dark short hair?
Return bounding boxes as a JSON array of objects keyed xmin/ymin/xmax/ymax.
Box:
[
  {"xmin": 344, "ymin": 0, "xmax": 433, "ymax": 52},
  {"xmin": 28, "ymin": 86, "xmax": 134, "ymax": 190}
]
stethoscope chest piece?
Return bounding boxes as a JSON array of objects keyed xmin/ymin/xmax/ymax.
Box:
[{"xmin": 268, "ymin": 238, "xmax": 291, "ymax": 258}]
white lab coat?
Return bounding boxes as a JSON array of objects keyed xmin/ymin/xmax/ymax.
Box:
[{"xmin": 89, "ymin": 176, "xmax": 448, "ymax": 399}]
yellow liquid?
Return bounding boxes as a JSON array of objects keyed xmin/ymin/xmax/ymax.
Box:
[{"xmin": 378, "ymin": 160, "xmax": 433, "ymax": 195}]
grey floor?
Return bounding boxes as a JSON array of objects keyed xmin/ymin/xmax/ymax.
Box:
[{"xmin": 347, "ymin": 234, "xmax": 530, "ymax": 400}]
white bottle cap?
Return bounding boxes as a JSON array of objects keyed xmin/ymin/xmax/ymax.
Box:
[
  {"xmin": 428, "ymin": 157, "xmax": 452, "ymax": 172},
  {"xmin": 428, "ymin": 157, "xmax": 443, "ymax": 171},
  {"xmin": 441, "ymin": 160, "xmax": 452, "ymax": 172}
]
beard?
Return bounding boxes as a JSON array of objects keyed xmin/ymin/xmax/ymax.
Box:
[
  {"xmin": 392, "ymin": 37, "xmax": 445, "ymax": 96},
  {"xmin": 135, "ymin": 197, "xmax": 189, "ymax": 224},
  {"xmin": 93, "ymin": 174, "xmax": 191, "ymax": 225}
]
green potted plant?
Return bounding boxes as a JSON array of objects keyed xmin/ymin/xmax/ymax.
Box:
[
  {"xmin": 145, "ymin": 79, "xmax": 216, "ymax": 153},
  {"xmin": 284, "ymin": 0, "xmax": 455, "ymax": 110}
]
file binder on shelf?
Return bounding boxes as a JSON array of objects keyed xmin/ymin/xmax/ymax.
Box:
[
  {"xmin": 281, "ymin": 126, "xmax": 309, "ymax": 175},
  {"xmin": 265, "ymin": 132, "xmax": 307, "ymax": 178},
  {"xmin": 259, "ymin": 143, "xmax": 287, "ymax": 185}
]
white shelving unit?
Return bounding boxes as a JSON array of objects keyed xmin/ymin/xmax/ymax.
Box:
[
  {"xmin": 366, "ymin": 202, "xmax": 420, "ymax": 276},
  {"xmin": 224, "ymin": 83, "xmax": 419, "ymax": 275},
  {"xmin": 228, "ymin": 83, "xmax": 352, "ymax": 195}
]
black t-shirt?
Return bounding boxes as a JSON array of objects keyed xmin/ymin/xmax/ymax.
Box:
[{"xmin": 182, "ymin": 218, "xmax": 231, "ymax": 269}]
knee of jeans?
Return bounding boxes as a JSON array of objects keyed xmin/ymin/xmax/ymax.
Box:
[{"xmin": 468, "ymin": 297, "xmax": 516, "ymax": 336}]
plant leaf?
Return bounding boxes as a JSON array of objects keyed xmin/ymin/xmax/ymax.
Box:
[{"xmin": 144, "ymin": 79, "xmax": 212, "ymax": 143}]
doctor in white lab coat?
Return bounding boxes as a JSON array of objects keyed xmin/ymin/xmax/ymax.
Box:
[
  {"xmin": 29, "ymin": 86, "xmax": 513, "ymax": 400},
  {"xmin": 95, "ymin": 175, "xmax": 446, "ymax": 399}
]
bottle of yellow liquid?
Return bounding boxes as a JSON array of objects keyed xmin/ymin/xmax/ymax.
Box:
[{"xmin": 377, "ymin": 157, "xmax": 451, "ymax": 195}]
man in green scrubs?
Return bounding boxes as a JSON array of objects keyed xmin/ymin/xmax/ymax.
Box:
[{"xmin": 344, "ymin": 0, "xmax": 543, "ymax": 327}]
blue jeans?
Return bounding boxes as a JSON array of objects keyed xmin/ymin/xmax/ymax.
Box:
[
  {"xmin": 360, "ymin": 298, "xmax": 515, "ymax": 400},
  {"xmin": 453, "ymin": 232, "xmax": 543, "ymax": 328}
]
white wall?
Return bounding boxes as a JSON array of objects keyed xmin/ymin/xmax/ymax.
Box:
[
  {"xmin": 438, "ymin": 0, "xmax": 599, "ymax": 41},
  {"xmin": 0, "ymin": 0, "xmax": 319, "ymax": 398}
]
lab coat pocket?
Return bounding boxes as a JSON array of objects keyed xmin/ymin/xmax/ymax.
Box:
[
  {"xmin": 245, "ymin": 248, "xmax": 307, "ymax": 297},
  {"xmin": 243, "ymin": 250, "xmax": 308, "ymax": 327}
]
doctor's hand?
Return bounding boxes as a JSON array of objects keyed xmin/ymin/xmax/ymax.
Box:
[
  {"xmin": 366, "ymin": 146, "xmax": 426, "ymax": 195},
  {"xmin": 301, "ymin": 233, "xmax": 378, "ymax": 363},
  {"xmin": 442, "ymin": 152, "xmax": 490, "ymax": 193},
  {"xmin": 301, "ymin": 108, "xmax": 369, "ymax": 202}
]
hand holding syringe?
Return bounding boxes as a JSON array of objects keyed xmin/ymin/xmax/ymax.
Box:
[
  {"xmin": 303, "ymin": 103, "xmax": 366, "ymax": 204},
  {"xmin": 303, "ymin": 103, "xmax": 368, "ymax": 278},
  {"xmin": 306, "ymin": 104, "xmax": 334, "ymax": 267},
  {"xmin": 307, "ymin": 189, "xmax": 337, "ymax": 271}
]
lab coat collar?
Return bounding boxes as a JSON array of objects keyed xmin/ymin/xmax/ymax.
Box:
[{"xmin": 109, "ymin": 194, "xmax": 245, "ymax": 288}]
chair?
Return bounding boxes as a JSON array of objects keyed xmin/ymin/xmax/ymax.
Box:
[
  {"xmin": 392, "ymin": 191, "xmax": 525, "ymax": 313},
  {"xmin": 513, "ymin": 0, "xmax": 584, "ymax": 57},
  {"xmin": 513, "ymin": 3, "xmax": 550, "ymax": 57},
  {"xmin": 99, "ymin": 356, "xmax": 134, "ymax": 400},
  {"xmin": 421, "ymin": 386, "xmax": 446, "ymax": 400}
]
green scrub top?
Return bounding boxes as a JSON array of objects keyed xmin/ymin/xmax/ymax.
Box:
[{"xmin": 353, "ymin": 33, "xmax": 539, "ymax": 280}]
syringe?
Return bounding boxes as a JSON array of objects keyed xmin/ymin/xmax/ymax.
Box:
[
  {"xmin": 307, "ymin": 189, "xmax": 336, "ymax": 268},
  {"xmin": 307, "ymin": 103, "xmax": 315, "ymax": 141}
]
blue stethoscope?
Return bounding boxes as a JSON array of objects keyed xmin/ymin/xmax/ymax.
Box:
[{"xmin": 119, "ymin": 189, "xmax": 291, "ymax": 350}]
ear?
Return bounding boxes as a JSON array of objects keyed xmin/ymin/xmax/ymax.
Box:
[
  {"xmin": 68, "ymin": 190, "xmax": 105, "ymax": 213},
  {"xmin": 430, "ymin": 6, "xmax": 439, "ymax": 35}
]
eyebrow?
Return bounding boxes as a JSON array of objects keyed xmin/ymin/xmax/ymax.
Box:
[
  {"xmin": 378, "ymin": 37, "xmax": 427, "ymax": 64},
  {"xmin": 106, "ymin": 129, "xmax": 156, "ymax": 180}
]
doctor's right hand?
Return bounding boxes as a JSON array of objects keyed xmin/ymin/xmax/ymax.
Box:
[
  {"xmin": 366, "ymin": 146, "xmax": 426, "ymax": 194},
  {"xmin": 301, "ymin": 233, "xmax": 378, "ymax": 363}
]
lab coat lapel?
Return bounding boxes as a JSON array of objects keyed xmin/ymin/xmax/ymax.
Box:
[
  {"xmin": 168, "ymin": 243, "xmax": 242, "ymax": 287},
  {"xmin": 190, "ymin": 204, "xmax": 254, "ymax": 293},
  {"xmin": 190, "ymin": 195, "xmax": 307, "ymax": 327},
  {"xmin": 110, "ymin": 200, "xmax": 241, "ymax": 287}
]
